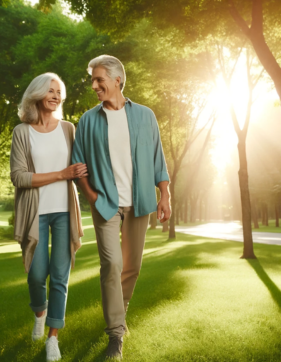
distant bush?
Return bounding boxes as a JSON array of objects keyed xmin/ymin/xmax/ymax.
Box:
[
  {"xmin": 8, "ymin": 212, "xmax": 15, "ymax": 226},
  {"xmin": 0, "ymin": 226, "xmax": 14, "ymax": 241},
  {"xmin": 0, "ymin": 197, "xmax": 14, "ymax": 212},
  {"xmin": 78, "ymin": 192, "xmax": 91, "ymax": 212}
]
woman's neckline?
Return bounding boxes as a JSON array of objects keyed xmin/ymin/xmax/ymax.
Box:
[{"xmin": 29, "ymin": 120, "xmax": 60, "ymax": 134}]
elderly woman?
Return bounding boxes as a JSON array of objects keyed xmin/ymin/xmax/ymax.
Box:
[{"xmin": 10, "ymin": 73, "xmax": 87, "ymax": 362}]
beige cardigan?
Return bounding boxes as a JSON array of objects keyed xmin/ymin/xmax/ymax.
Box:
[{"xmin": 10, "ymin": 121, "xmax": 83, "ymax": 273}]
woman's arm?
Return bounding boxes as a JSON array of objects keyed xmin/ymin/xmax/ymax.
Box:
[
  {"xmin": 10, "ymin": 128, "xmax": 33, "ymax": 188},
  {"xmin": 31, "ymin": 163, "xmax": 88, "ymax": 188},
  {"xmin": 10, "ymin": 126, "xmax": 88, "ymax": 189}
]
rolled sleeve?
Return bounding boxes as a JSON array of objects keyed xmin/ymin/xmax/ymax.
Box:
[
  {"xmin": 72, "ymin": 118, "xmax": 86, "ymax": 184},
  {"xmin": 72, "ymin": 118, "xmax": 86, "ymax": 165},
  {"xmin": 155, "ymin": 171, "xmax": 170, "ymax": 186},
  {"xmin": 10, "ymin": 129, "xmax": 33, "ymax": 189},
  {"xmin": 150, "ymin": 111, "xmax": 170, "ymax": 187}
]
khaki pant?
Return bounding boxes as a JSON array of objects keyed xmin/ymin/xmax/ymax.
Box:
[{"xmin": 91, "ymin": 206, "xmax": 149, "ymax": 337}]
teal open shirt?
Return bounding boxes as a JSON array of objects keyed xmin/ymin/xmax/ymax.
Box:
[{"xmin": 72, "ymin": 98, "xmax": 169, "ymax": 221}]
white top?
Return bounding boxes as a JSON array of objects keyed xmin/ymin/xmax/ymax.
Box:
[
  {"xmin": 29, "ymin": 121, "xmax": 69, "ymax": 215},
  {"xmin": 103, "ymin": 106, "xmax": 133, "ymax": 206}
]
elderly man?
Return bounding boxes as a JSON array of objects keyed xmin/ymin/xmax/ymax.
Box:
[{"xmin": 72, "ymin": 55, "xmax": 170, "ymax": 360}]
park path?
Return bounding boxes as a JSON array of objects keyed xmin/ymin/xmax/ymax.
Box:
[
  {"xmin": 2, "ymin": 221, "xmax": 281, "ymax": 254},
  {"xmin": 175, "ymin": 222, "xmax": 281, "ymax": 246}
]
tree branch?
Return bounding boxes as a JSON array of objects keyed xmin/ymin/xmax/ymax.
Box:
[
  {"xmin": 227, "ymin": 0, "xmax": 250, "ymax": 37},
  {"xmin": 242, "ymin": 50, "xmax": 254, "ymax": 136},
  {"xmin": 251, "ymin": 0, "xmax": 263, "ymax": 36}
]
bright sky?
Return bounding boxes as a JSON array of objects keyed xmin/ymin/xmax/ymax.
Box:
[{"xmin": 25, "ymin": 0, "xmax": 83, "ymax": 21}]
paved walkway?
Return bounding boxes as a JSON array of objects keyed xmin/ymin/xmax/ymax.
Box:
[
  {"xmin": 176, "ymin": 222, "xmax": 281, "ymax": 246},
  {"xmin": 2, "ymin": 221, "xmax": 281, "ymax": 254}
]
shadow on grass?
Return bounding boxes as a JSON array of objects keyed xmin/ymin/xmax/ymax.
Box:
[
  {"xmin": 0, "ymin": 233, "xmax": 249, "ymax": 362},
  {"xmin": 126, "ymin": 239, "xmax": 236, "ymax": 326},
  {"xmin": 247, "ymin": 259, "xmax": 281, "ymax": 311}
]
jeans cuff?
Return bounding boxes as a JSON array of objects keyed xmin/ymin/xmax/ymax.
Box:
[
  {"xmin": 46, "ymin": 316, "xmax": 65, "ymax": 329},
  {"xmin": 29, "ymin": 300, "xmax": 48, "ymax": 313}
]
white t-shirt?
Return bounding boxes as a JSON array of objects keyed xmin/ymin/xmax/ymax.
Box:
[
  {"xmin": 103, "ymin": 106, "xmax": 133, "ymax": 206},
  {"xmin": 29, "ymin": 121, "xmax": 69, "ymax": 215}
]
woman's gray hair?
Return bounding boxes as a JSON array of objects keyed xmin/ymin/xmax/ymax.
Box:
[
  {"xmin": 87, "ymin": 55, "xmax": 126, "ymax": 91},
  {"xmin": 18, "ymin": 73, "xmax": 66, "ymax": 124}
]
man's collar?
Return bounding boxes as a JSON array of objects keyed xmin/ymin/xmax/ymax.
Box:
[{"xmin": 98, "ymin": 97, "xmax": 132, "ymax": 112}]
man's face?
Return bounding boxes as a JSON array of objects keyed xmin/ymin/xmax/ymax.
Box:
[{"xmin": 91, "ymin": 66, "xmax": 120, "ymax": 102}]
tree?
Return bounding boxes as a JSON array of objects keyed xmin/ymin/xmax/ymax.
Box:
[
  {"xmin": 227, "ymin": 0, "xmax": 281, "ymax": 101},
  {"xmin": 63, "ymin": 0, "xmax": 281, "ymax": 100},
  {"xmin": 59, "ymin": 0, "xmax": 281, "ymax": 257}
]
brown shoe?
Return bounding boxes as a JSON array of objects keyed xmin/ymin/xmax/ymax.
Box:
[{"xmin": 106, "ymin": 336, "xmax": 123, "ymax": 360}]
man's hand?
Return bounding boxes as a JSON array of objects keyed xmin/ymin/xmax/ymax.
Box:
[{"xmin": 157, "ymin": 181, "xmax": 171, "ymax": 223}]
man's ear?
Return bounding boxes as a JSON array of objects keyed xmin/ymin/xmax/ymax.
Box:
[{"xmin": 115, "ymin": 76, "xmax": 121, "ymax": 88}]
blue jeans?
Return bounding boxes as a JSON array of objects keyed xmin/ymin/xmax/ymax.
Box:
[{"xmin": 28, "ymin": 212, "xmax": 71, "ymax": 329}]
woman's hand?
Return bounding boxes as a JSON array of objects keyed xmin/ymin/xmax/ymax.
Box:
[{"xmin": 60, "ymin": 163, "xmax": 88, "ymax": 180}]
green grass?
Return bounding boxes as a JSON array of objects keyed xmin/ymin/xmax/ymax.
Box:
[{"xmin": 2, "ymin": 214, "xmax": 281, "ymax": 361}]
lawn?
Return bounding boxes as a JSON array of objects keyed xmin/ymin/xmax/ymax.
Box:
[{"xmin": 1, "ymin": 213, "xmax": 281, "ymax": 361}]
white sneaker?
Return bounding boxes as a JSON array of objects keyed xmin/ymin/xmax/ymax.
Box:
[
  {"xmin": 46, "ymin": 336, "xmax": 61, "ymax": 361},
  {"xmin": 32, "ymin": 310, "xmax": 47, "ymax": 341}
]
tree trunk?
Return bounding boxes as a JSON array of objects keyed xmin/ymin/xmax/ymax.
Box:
[
  {"xmin": 169, "ymin": 181, "xmax": 176, "ymax": 238},
  {"xmin": 275, "ymin": 203, "xmax": 279, "ymax": 227},
  {"xmin": 149, "ymin": 212, "xmax": 157, "ymax": 230},
  {"xmin": 199, "ymin": 198, "xmax": 203, "ymax": 222},
  {"xmin": 176, "ymin": 208, "xmax": 179, "ymax": 225},
  {"xmin": 264, "ymin": 203, "xmax": 268, "ymax": 226},
  {"xmin": 251, "ymin": 198, "xmax": 259, "ymax": 229},
  {"xmin": 190, "ymin": 197, "xmax": 198, "ymax": 223},
  {"xmin": 237, "ymin": 140, "xmax": 256, "ymax": 259},
  {"xmin": 261, "ymin": 203, "xmax": 266, "ymax": 225},
  {"xmin": 179, "ymin": 204, "xmax": 183, "ymax": 223},
  {"xmin": 162, "ymin": 220, "xmax": 169, "ymax": 232},
  {"xmin": 184, "ymin": 198, "xmax": 188, "ymax": 224},
  {"xmin": 204, "ymin": 197, "xmax": 209, "ymax": 222},
  {"xmin": 249, "ymin": 29, "xmax": 281, "ymax": 102},
  {"xmin": 189, "ymin": 196, "xmax": 193, "ymax": 222}
]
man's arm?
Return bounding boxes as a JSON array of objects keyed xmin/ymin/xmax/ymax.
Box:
[
  {"xmin": 71, "ymin": 117, "xmax": 98, "ymax": 205},
  {"xmin": 150, "ymin": 110, "xmax": 171, "ymax": 222},
  {"xmin": 77, "ymin": 177, "xmax": 98, "ymax": 205},
  {"xmin": 157, "ymin": 181, "xmax": 171, "ymax": 223}
]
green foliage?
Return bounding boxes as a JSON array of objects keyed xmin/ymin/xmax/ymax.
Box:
[
  {"xmin": 8, "ymin": 212, "xmax": 14, "ymax": 226},
  {"xmin": 78, "ymin": 191, "xmax": 90, "ymax": 212},
  {"xmin": 0, "ymin": 129, "xmax": 13, "ymax": 198},
  {"xmin": 65, "ymin": 0, "xmax": 281, "ymax": 54},
  {"xmin": 0, "ymin": 0, "xmax": 41, "ymax": 132},
  {"xmin": 0, "ymin": 197, "xmax": 14, "ymax": 212},
  {"xmin": 0, "ymin": 225, "xmax": 14, "ymax": 240}
]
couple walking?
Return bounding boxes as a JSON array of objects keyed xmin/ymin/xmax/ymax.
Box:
[{"xmin": 10, "ymin": 55, "xmax": 170, "ymax": 361}]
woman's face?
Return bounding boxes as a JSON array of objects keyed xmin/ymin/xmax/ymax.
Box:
[{"xmin": 39, "ymin": 80, "xmax": 62, "ymax": 113}]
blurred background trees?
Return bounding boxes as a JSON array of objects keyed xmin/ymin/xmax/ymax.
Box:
[{"xmin": 1, "ymin": 0, "xmax": 281, "ymax": 256}]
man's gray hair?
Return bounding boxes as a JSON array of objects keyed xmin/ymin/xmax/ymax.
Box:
[
  {"xmin": 87, "ymin": 55, "xmax": 126, "ymax": 91},
  {"xmin": 18, "ymin": 73, "xmax": 66, "ymax": 124}
]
